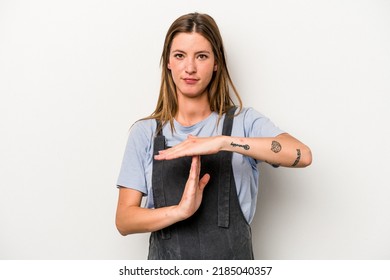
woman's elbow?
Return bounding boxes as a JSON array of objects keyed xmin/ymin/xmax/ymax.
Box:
[
  {"xmin": 300, "ymin": 145, "xmax": 312, "ymax": 167},
  {"xmin": 116, "ymin": 220, "xmax": 128, "ymax": 236},
  {"xmin": 115, "ymin": 214, "xmax": 134, "ymax": 236}
]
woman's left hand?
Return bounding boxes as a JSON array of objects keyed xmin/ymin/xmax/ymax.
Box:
[{"xmin": 154, "ymin": 135, "xmax": 223, "ymax": 160}]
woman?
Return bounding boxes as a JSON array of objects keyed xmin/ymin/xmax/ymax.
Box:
[{"xmin": 116, "ymin": 12, "xmax": 312, "ymax": 260}]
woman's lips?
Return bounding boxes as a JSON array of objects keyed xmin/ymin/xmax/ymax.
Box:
[{"xmin": 183, "ymin": 78, "xmax": 198, "ymax": 85}]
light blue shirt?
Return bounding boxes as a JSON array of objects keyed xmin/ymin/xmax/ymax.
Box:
[{"xmin": 117, "ymin": 107, "xmax": 284, "ymax": 223}]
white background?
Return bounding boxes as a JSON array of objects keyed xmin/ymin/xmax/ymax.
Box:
[{"xmin": 1, "ymin": 0, "xmax": 389, "ymax": 259}]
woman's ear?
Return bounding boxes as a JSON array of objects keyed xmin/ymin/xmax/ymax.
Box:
[
  {"xmin": 167, "ymin": 63, "xmax": 171, "ymax": 70},
  {"xmin": 214, "ymin": 64, "xmax": 217, "ymax": 71}
]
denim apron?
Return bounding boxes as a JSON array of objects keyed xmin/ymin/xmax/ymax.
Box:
[{"xmin": 148, "ymin": 107, "xmax": 254, "ymax": 260}]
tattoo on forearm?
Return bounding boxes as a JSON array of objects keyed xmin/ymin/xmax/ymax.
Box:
[
  {"xmin": 230, "ymin": 142, "xmax": 250, "ymax": 150},
  {"xmin": 271, "ymin": 141, "xmax": 282, "ymax": 153},
  {"xmin": 291, "ymin": 149, "xmax": 301, "ymax": 167},
  {"xmin": 266, "ymin": 160, "xmax": 281, "ymax": 168},
  {"xmin": 271, "ymin": 163, "xmax": 281, "ymax": 168}
]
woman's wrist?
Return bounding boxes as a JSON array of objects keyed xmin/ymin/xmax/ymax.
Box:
[{"xmin": 219, "ymin": 135, "xmax": 232, "ymax": 152}]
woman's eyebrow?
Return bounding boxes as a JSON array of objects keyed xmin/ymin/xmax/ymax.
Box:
[{"xmin": 171, "ymin": 49, "xmax": 211, "ymax": 54}]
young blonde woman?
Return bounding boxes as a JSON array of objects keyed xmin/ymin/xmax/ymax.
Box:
[{"xmin": 116, "ymin": 12, "xmax": 312, "ymax": 260}]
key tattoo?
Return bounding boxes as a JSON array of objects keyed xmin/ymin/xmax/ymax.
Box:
[{"xmin": 230, "ymin": 142, "xmax": 250, "ymax": 150}]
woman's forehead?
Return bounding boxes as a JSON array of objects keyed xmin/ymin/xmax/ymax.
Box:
[{"xmin": 170, "ymin": 32, "xmax": 212, "ymax": 53}]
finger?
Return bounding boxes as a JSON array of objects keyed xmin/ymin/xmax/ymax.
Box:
[
  {"xmin": 198, "ymin": 173, "xmax": 210, "ymax": 191},
  {"xmin": 154, "ymin": 148, "xmax": 176, "ymax": 160},
  {"xmin": 156, "ymin": 144, "xmax": 189, "ymax": 160},
  {"xmin": 189, "ymin": 155, "xmax": 200, "ymax": 179},
  {"xmin": 195, "ymin": 155, "xmax": 201, "ymax": 174},
  {"xmin": 154, "ymin": 153, "xmax": 165, "ymax": 160}
]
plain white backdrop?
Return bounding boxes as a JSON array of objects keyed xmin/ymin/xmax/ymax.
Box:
[{"xmin": 1, "ymin": 0, "xmax": 389, "ymax": 259}]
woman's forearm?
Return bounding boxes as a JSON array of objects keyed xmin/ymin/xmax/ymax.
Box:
[
  {"xmin": 222, "ymin": 133, "xmax": 312, "ymax": 168},
  {"xmin": 154, "ymin": 133, "xmax": 312, "ymax": 168},
  {"xmin": 116, "ymin": 204, "xmax": 180, "ymax": 235}
]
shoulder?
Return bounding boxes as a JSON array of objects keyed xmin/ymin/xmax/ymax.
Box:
[
  {"xmin": 234, "ymin": 107, "xmax": 268, "ymax": 122},
  {"xmin": 124, "ymin": 118, "xmax": 158, "ymax": 153},
  {"xmin": 129, "ymin": 118, "xmax": 157, "ymax": 138},
  {"xmin": 233, "ymin": 107, "xmax": 284, "ymax": 137}
]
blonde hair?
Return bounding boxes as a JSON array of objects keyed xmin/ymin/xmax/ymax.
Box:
[{"xmin": 146, "ymin": 12, "xmax": 242, "ymax": 132}]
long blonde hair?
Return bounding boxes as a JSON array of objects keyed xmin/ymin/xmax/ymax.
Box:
[{"xmin": 147, "ymin": 12, "xmax": 242, "ymax": 131}]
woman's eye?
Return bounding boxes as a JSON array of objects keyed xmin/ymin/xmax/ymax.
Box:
[
  {"xmin": 174, "ymin": 53, "xmax": 184, "ymax": 59},
  {"xmin": 197, "ymin": 54, "xmax": 208, "ymax": 60}
]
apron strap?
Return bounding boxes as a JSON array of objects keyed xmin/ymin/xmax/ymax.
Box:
[
  {"xmin": 218, "ymin": 106, "xmax": 236, "ymax": 228},
  {"xmin": 152, "ymin": 120, "xmax": 171, "ymax": 239}
]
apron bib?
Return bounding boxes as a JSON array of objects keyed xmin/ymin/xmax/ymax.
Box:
[{"xmin": 148, "ymin": 107, "xmax": 254, "ymax": 260}]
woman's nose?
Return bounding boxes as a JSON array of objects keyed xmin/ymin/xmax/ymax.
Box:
[{"xmin": 185, "ymin": 59, "xmax": 197, "ymax": 74}]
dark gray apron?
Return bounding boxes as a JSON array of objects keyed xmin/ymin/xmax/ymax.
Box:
[{"xmin": 148, "ymin": 107, "xmax": 254, "ymax": 260}]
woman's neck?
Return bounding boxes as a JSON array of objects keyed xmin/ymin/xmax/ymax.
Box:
[{"xmin": 175, "ymin": 97, "xmax": 211, "ymax": 127}]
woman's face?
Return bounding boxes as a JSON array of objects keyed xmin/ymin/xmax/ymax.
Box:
[{"xmin": 168, "ymin": 32, "xmax": 217, "ymax": 100}]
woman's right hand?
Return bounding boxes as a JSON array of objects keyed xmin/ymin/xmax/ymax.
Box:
[{"xmin": 176, "ymin": 155, "xmax": 210, "ymax": 220}]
